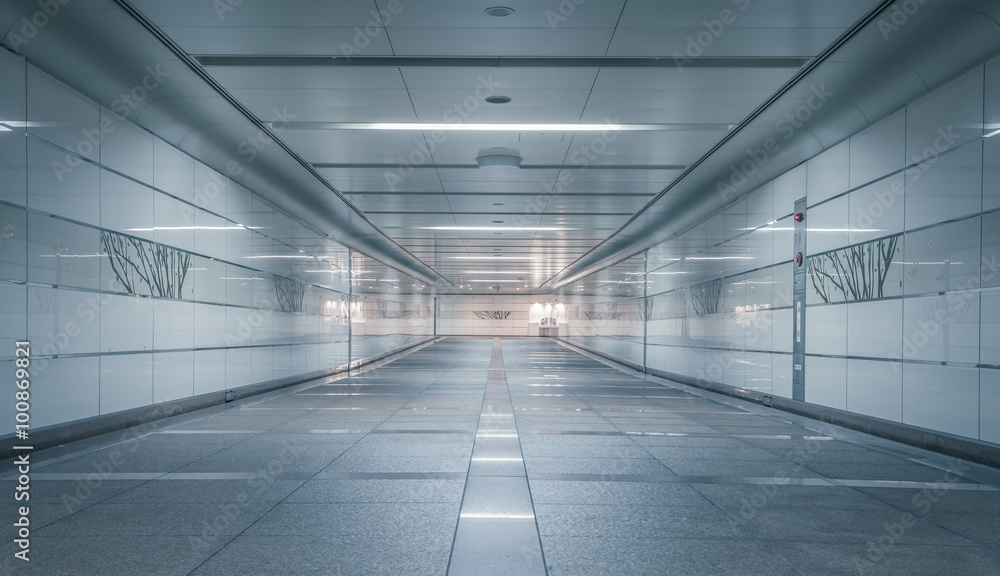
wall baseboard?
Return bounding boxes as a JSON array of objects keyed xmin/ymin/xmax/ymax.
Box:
[
  {"xmin": 0, "ymin": 338, "xmax": 437, "ymax": 461},
  {"xmin": 555, "ymin": 338, "xmax": 1000, "ymax": 470}
]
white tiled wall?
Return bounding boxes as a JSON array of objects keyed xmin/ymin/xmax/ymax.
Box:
[
  {"xmin": 575, "ymin": 53, "xmax": 1000, "ymax": 446},
  {"xmin": 437, "ymin": 295, "xmax": 537, "ymax": 337},
  {"xmin": 0, "ymin": 51, "xmax": 429, "ymax": 432}
]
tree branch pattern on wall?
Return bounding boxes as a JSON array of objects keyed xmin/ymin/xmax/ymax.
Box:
[
  {"xmin": 375, "ymin": 299, "xmax": 421, "ymax": 319},
  {"xmin": 807, "ymin": 235, "xmax": 900, "ymax": 303},
  {"xmin": 274, "ymin": 276, "xmax": 306, "ymax": 312},
  {"xmin": 473, "ymin": 310, "xmax": 512, "ymax": 320},
  {"xmin": 690, "ymin": 279, "xmax": 722, "ymax": 316},
  {"xmin": 100, "ymin": 231, "xmax": 192, "ymax": 298}
]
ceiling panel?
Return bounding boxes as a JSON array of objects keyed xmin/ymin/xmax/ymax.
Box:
[
  {"xmin": 436, "ymin": 168, "xmax": 562, "ymax": 183},
  {"xmin": 230, "ymin": 88, "xmax": 415, "ymax": 110},
  {"xmin": 130, "ymin": 0, "xmax": 380, "ymax": 27},
  {"xmin": 615, "ymin": 0, "xmax": 881, "ymax": 29},
  {"xmin": 592, "ymin": 67, "xmax": 800, "ymax": 91},
  {"xmin": 377, "ymin": 0, "xmax": 627, "ymax": 28},
  {"xmin": 385, "ymin": 28, "xmax": 616, "ymax": 57},
  {"xmin": 27, "ymin": 0, "xmax": 910, "ymax": 292},
  {"xmin": 428, "ymin": 142, "xmax": 573, "ymax": 165},
  {"xmin": 607, "ymin": 28, "xmax": 842, "ymax": 58},
  {"xmin": 207, "ymin": 67, "xmax": 406, "ymax": 89},
  {"xmin": 399, "ymin": 67, "xmax": 601, "ymax": 90},
  {"xmin": 160, "ymin": 27, "xmax": 395, "ymax": 56},
  {"xmin": 323, "ymin": 178, "xmax": 445, "ymax": 194},
  {"xmin": 347, "ymin": 194, "xmax": 454, "ymax": 213}
]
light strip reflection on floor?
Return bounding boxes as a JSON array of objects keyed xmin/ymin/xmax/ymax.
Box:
[
  {"xmin": 11, "ymin": 473, "xmax": 996, "ymax": 490},
  {"xmin": 159, "ymin": 430, "xmax": 266, "ymax": 434},
  {"xmin": 459, "ymin": 513, "xmax": 535, "ymax": 519}
]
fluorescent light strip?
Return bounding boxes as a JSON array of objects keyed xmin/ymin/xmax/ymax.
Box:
[
  {"xmin": 469, "ymin": 280, "xmax": 527, "ymax": 283},
  {"xmin": 471, "ymin": 457, "xmax": 523, "ymax": 462},
  {"xmin": 125, "ymin": 226, "xmax": 249, "ymax": 231},
  {"xmin": 459, "ymin": 513, "xmax": 535, "ymax": 519},
  {"xmin": 276, "ymin": 122, "xmax": 733, "ymax": 132},
  {"xmin": 464, "ymin": 271, "xmax": 528, "ymax": 274},
  {"xmin": 985, "ymin": 128, "xmax": 1000, "ymax": 138},
  {"xmin": 451, "ymin": 257, "xmax": 537, "ymax": 260},
  {"xmin": 422, "ymin": 227, "xmax": 571, "ymax": 231}
]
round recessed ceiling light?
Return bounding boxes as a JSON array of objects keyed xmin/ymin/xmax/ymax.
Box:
[
  {"xmin": 485, "ymin": 6, "xmax": 515, "ymax": 17},
  {"xmin": 485, "ymin": 95, "xmax": 512, "ymax": 104}
]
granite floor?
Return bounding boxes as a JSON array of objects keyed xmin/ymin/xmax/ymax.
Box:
[{"xmin": 2, "ymin": 337, "xmax": 999, "ymax": 575}]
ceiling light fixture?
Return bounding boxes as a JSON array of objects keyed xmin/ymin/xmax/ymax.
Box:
[
  {"xmin": 450, "ymin": 256, "xmax": 537, "ymax": 260},
  {"xmin": 485, "ymin": 95, "xmax": 512, "ymax": 104},
  {"xmin": 476, "ymin": 154, "xmax": 522, "ymax": 169},
  {"xmin": 485, "ymin": 6, "xmax": 515, "ymax": 17},
  {"xmin": 985, "ymin": 127, "xmax": 1000, "ymax": 138},
  {"xmin": 278, "ymin": 122, "xmax": 733, "ymax": 132},
  {"xmin": 423, "ymin": 226, "xmax": 570, "ymax": 231}
]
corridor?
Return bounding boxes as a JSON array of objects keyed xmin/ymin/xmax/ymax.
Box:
[{"xmin": 2, "ymin": 338, "xmax": 998, "ymax": 575}]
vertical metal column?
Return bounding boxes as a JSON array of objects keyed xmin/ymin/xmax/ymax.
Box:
[
  {"xmin": 642, "ymin": 250, "xmax": 648, "ymax": 373},
  {"xmin": 792, "ymin": 198, "xmax": 808, "ymax": 401},
  {"xmin": 347, "ymin": 249, "xmax": 353, "ymax": 374},
  {"xmin": 433, "ymin": 295, "xmax": 437, "ymax": 337}
]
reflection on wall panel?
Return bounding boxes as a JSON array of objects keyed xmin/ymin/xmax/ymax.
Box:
[
  {"xmin": 0, "ymin": 52, "xmax": 429, "ymax": 432},
  {"xmin": 564, "ymin": 54, "xmax": 1000, "ymax": 446}
]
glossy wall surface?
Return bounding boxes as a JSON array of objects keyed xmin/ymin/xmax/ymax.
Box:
[
  {"xmin": 559, "ymin": 254, "xmax": 646, "ymax": 368},
  {"xmin": 566, "ymin": 54, "xmax": 1000, "ymax": 447},
  {"xmin": 436, "ymin": 295, "xmax": 535, "ymax": 337},
  {"xmin": 0, "ymin": 50, "xmax": 432, "ymax": 431}
]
